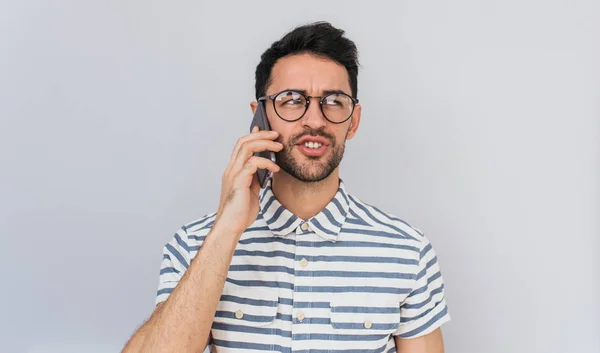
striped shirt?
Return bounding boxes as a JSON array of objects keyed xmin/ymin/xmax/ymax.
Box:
[{"xmin": 156, "ymin": 179, "xmax": 450, "ymax": 352}]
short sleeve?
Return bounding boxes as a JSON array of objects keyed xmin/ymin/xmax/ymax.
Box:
[
  {"xmin": 394, "ymin": 234, "xmax": 450, "ymax": 338},
  {"xmin": 155, "ymin": 226, "xmax": 191, "ymax": 306}
]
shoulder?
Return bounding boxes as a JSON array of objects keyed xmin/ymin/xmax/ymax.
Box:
[
  {"xmin": 182, "ymin": 211, "xmax": 218, "ymax": 235},
  {"xmin": 345, "ymin": 193, "xmax": 426, "ymax": 246},
  {"xmin": 164, "ymin": 211, "xmax": 218, "ymax": 254}
]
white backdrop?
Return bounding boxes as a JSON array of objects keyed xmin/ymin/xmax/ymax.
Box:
[{"xmin": 1, "ymin": 1, "xmax": 598, "ymax": 352}]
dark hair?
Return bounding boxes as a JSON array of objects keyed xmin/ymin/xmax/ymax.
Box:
[{"xmin": 254, "ymin": 21, "xmax": 359, "ymax": 100}]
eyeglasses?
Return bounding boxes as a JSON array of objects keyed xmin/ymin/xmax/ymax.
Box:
[{"xmin": 258, "ymin": 90, "xmax": 359, "ymax": 124}]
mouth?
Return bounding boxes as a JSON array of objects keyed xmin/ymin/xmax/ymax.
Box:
[{"xmin": 294, "ymin": 137, "xmax": 330, "ymax": 157}]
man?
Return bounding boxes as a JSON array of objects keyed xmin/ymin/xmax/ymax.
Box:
[{"xmin": 123, "ymin": 21, "xmax": 450, "ymax": 353}]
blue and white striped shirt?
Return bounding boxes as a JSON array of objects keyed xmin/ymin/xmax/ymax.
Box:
[{"xmin": 156, "ymin": 179, "xmax": 450, "ymax": 352}]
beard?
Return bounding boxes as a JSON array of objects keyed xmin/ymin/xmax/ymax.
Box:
[{"xmin": 275, "ymin": 129, "xmax": 346, "ymax": 183}]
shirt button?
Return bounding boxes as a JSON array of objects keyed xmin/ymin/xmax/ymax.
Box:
[
  {"xmin": 235, "ymin": 310, "xmax": 244, "ymax": 319},
  {"xmin": 296, "ymin": 312, "xmax": 305, "ymax": 322},
  {"xmin": 300, "ymin": 258, "xmax": 309, "ymax": 267},
  {"xmin": 300, "ymin": 222, "xmax": 309, "ymax": 231},
  {"xmin": 364, "ymin": 320, "xmax": 372, "ymax": 329}
]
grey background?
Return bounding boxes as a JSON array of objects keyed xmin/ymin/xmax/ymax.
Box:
[{"xmin": 1, "ymin": 1, "xmax": 598, "ymax": 353}]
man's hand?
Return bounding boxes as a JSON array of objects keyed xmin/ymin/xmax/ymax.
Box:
[
  {"xmin": 214, "ymin": 126, "xmax": 282, "ymax": 235},
  {"xmin": 395, "ymin": 328, "xmax": 445, "ymax": 353}
]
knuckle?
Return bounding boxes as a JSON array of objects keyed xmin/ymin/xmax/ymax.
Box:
[
  {"xmin": 244, "ymin": 158, "xmax": 255, "ymax": 170},
  {"xmin": 232, "ymin": 141, "xmax": 242, "ymax": 153},
  {"xmin": 236, "ymin": 136, "xmax": 247, "ymax": 145},
  {"xmin": 234, "ymin": 138, "xmax": 248, "ymax": 151},
  {"xmin": 238, "ymin": 140, "xmax": 252, "ymax": 155}
]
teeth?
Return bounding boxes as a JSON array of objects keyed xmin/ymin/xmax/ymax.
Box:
[{"xmin": 304, "ymin": 142, "xmax": 322, "ymax": 149}]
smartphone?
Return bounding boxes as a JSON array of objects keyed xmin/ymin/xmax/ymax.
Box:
[{"xmin": 249, "ymin": 101, "xmax": 277, "ymax": 188}]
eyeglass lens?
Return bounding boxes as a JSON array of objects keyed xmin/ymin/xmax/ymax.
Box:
[{"xmin": 272, "ymin": 90, "xmax": 354, "ymax": 123}]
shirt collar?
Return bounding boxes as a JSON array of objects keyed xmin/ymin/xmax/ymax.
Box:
[{"xmin": 258, "ymin": 178, "xmax": 350, "ymax": 242}]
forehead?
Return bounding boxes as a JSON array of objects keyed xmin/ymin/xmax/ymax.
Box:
[{"xmin": 267, "ymin": 53, "xmax": 351, "ymax": 95}]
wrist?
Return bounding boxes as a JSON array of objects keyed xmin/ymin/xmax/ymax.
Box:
[{"xmin": 207, "ymin": 220, "xmax": 244, "ymax": 247}]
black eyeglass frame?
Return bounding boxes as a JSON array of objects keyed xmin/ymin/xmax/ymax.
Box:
[{"xmin": 257, "ymin": 90, "xmax": 359, "ymax": 124}]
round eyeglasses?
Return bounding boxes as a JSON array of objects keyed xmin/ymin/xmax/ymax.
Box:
[{"xmin": 258, "ymin": 90, "xmax": 359, "ymax": 124}]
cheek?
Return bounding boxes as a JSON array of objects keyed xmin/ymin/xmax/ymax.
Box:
[
  {"xmin": 335, "ymin": 126, "xmax": 351, "ymax": 142},
  {"xmin": 268, "ymin": 119, "xmax": 296, "ymax": 143},
  {"xmin": 269, "ymin": 122, "xmax": 292, "ymax": 145}
]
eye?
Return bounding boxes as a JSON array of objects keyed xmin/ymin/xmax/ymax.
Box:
[
  {"xmin": 283, "ymin": 98, "xmax": 303, "ymax": 105},
  {"xmin": 324, "ymin": 95, "xmax": 345, "ymax": 107},
  {"xmin": 276, "ymin": 91, "xmax": 305, "ymax": 106}
]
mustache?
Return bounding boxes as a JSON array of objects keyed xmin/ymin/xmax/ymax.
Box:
[{"xmin": 289, "ymin": 129, "xmax": 336, "ymax": 145}]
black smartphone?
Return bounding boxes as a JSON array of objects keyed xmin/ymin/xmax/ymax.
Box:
[{"xmin": 249, "ymin": 101, "xmax": 277, "ymax": 188}]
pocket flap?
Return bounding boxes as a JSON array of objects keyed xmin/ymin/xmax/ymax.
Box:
[{"xmin": 213, "ymin": 285, "xmax": 278, "ymax": 328}]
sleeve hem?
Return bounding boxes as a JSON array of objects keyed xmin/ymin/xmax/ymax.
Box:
[{"xmin": 394, "ymin": 304, "xmax": 451, "ymax": 339}]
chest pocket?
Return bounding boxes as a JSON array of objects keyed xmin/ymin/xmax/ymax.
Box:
[
  {"xmin": 212, "ymin": 284, "xmax": 278, "ymax": 328},
  {"xmin": 330, "ymin": 295, "xmax": 401, "ymax": 335}
]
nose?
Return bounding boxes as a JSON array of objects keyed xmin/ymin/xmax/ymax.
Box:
[{"xmin": 300, "ymin": 98, "xmax": 327, "ymax": 130}]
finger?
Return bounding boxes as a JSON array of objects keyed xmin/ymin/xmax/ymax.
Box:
[
  {"xmin": 224, "ymin": 129, "xmax": 279, "ymax": 183},
  {"xmin": 233, "ymin": 156, "xmax": 280, "ymax": 188},
  {"xmin": 231, "ymin": 140, "xmax": 283, "ymax": 175},
  {"xmin": 230, "ymin": 129, "xmax": 279, "ymax": 160},
  {"xmin": 224, "ymin": 128, "xmax": 267, "ymax": 177},
  {"xmin": 231, "ymin": 129, "xmax": 278, "ymax": 160}
]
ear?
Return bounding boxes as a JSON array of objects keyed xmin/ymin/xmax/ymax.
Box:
[
  {"xmin": 345, "ymin": 104, "xmax": 362, "ymax": 140},
  {"xmin": 250, "ymin": 101, "xmax": 258, "ymax": 115}
]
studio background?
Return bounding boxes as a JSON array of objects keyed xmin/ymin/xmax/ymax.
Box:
[{"xmin": 1, "ymin": 1, "xmax": 598, "ymax": 352}]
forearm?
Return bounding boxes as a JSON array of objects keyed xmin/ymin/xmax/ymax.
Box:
[{"xmin": 122, "ymin": 224, "xmax": 240, "ymax": 353}]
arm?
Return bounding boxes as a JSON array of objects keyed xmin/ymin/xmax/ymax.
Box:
[
  {"xmin": 395, "ymin": 328, "xmax": 444, "ymax": 353},
  {"xmin": 121, "ymin": 128, "xmax": 282, "ymax": 353},
  {"xmin": 121, "ymin": 224, "xmax": 242, "ymax": 353}
]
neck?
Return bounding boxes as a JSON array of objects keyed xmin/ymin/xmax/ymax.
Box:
[{"xmin": 271, "ymin": 170, "xmax": 340, "ymax": 221}]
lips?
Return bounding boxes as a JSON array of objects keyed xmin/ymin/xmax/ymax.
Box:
[
  {"xmin": 291, "ymin": 133, "xmax": 333, "ymax": 158},
  {"xmin": 294, "ymin": 137, "xmax": 329, "ymax": 158},
  {"xmin": 295, "ymin": 135, "xmax": 330, "ymax": 146},
  {"xmin": 296, "ymin": 143, "xmax": 328, "ymax": 157}
]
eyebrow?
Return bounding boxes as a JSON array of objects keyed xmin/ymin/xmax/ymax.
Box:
[{"xmin": 283, "ymin": 88, "xmax": 350, "ymax": 96}]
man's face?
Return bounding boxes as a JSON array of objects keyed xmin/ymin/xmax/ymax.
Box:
[{"xmin": 255, "ymin": 53, "xmax": 361, "ymax": 183}]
